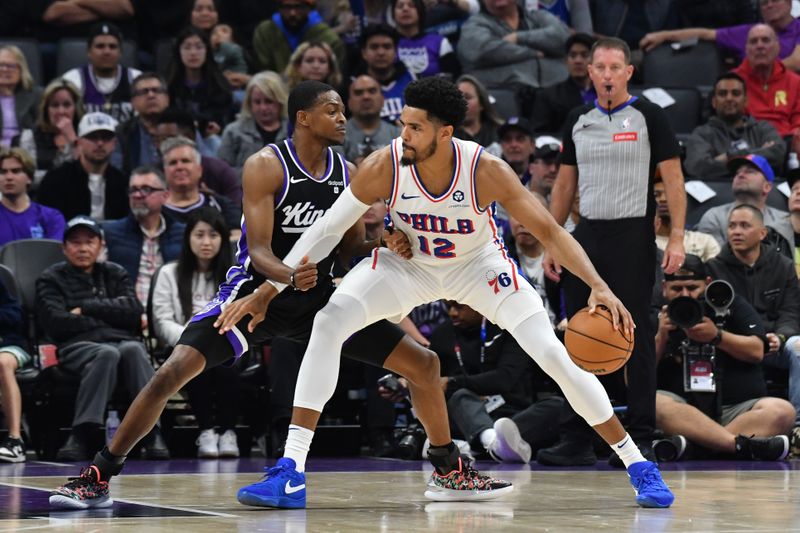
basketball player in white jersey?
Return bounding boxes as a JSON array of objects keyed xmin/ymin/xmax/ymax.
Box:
[{"xmin": 218, "ymin": 77, "xmax": 675, "ymax": 508}]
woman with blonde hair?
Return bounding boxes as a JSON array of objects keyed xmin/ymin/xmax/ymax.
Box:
[
  {"xmin": 13, "ymin": 79, "xmax": 83, "ymax": 183},
  {"xmin": 284, "ymin": 42, "xmax": 342, "ymax": 91},
  {"xmin": 0, "ymin": 45, "xmax": 41, "ymax": 149},
  {"xmin": 218, "ymin": 71, "xmax": 288, "ymax": 175}
]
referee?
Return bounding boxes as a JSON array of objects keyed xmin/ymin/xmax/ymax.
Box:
[{"xmin": 539, "ymin": 37, "xmax": 687, "ymax": 467}]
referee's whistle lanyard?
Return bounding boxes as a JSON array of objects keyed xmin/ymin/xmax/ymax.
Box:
[{"xmin": 453, "ymin": 318, "xmax": 487, "ymax": 376}]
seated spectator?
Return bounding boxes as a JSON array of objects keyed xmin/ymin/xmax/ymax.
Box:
[
  {"xmin": 672, "ymin": 0, "xmax": 757, "ymax": 29},
  {"xmin": 685, "ymin": 72, "xmax": 785, "ymax": 180},
  {"xmin": 0, "ymin": 276, "xmax": 31, "ymax": 463},
  {"xmin": 284, "ymin": 42, "xmax": 344, "ymax": 91},
  {"xmin": 167, "ymin": 27, "xmax": 233, "ymax": 146},
  {"xmin": 158, "ymin": 109, "xmax": 243, "ymax": 204},
  {"xmin": 38, "ymin": 112, "xmax": 129, "ymax": 222},
  {"xmin": 531, "ymin": 33, "xmax": 596, "ymax": 136},
  {"xmin": 498, "ymin": 117, "xmax": 535, "ymax": 185},
  {"xmin": 219, "ymin": 72, "xmax": 289, "ymax": 176},
  {"xmin": 36, "ymin": 216, "xmax": 169, "ymax": 461},
  {"xmin": 253, "ymin": 0, "xmax": 345, "ymax": 74},
  {"xmin": 391, "ymin": 0, "xmax": 458, "ymax": 79},
  {"xmin": 352, "ymin": 23, "xmax": 416, "ymax": 123},
  {"xmin": 189, "ymin": 0, "xmax": 220, "ymax": 36},
  {"xmin": 707, "ymin": 204, "xmax": 800, "ymax": 435},
  {"xmin": 453, "ymin": 74, "xmax": 502, "ymax": 157},
  {"xmin": 61, "ymin": 22, "xmax": 141, "ymax": 123},
  {"xmin": 209, "ymin": 23, "xmax": 250, "ymax": 94},
  {"xmin": 430, "ymin": 301, "xmax": 563, "ymax": 462},
  {"xmin": 114, "ymin": 73, "xmax": 170, "ymax": 175},
  {"xmin": 13, "ymin": 80, "xmax": 83, "ymax": 185},
  {"xmin": 789, "ymin": 169, "xmax": 800, "ymax": 276},
  {"xmin": 733, "ymin": 24, "xmax": 800, "ymax": 139},
  {"xmin": 457, "ymin": 0, "xmax": 568, "ymax": 90},
  {"xmin": 151, "ymin": 208, "xmax": 241, "ymax": 458},
  {"xmin": 343, "ymin": 75, "xmax": 399, "ymax": 164},
  {"xmin": 527, "ymin": 139, "xmax": 559, "ymax": 199},
  {"xmin": 641, "ymin": 0, "xmax": 800, "ymax": 71},
  {"xmin": 40, "ymin": 0, "xmax": 136, "ymax": 43},
  {"xmin": 535, "ymin": 0, "xmax": 593, "ymax": 34},
  {"xmin": 0, "ymin": 148, "xmax": 65, "ymax": 246},
  {"xmin": 654, "ymin": 176, "xmax": 719, "ymax": 261},
  {"xmin": 0, "ymin": 45, "xmax": 42, "ymax": 148},
  {"xmin": 160, "ymin": 136, "xmax": 241, "ymax": 234},
  {"xmin": 103, "ymin": 167, "xmax": 185, "ymax": 306},
  {"xmin": 696, "ymin": 155, "xmax": 793, "ymax": 248},
  {"xmin": 593, "ymin": 0, "xmax": 679, "ymax": 52},
  {"xmin": 654, "ymin": 254, "xmax": 793, "ymax": 461}
]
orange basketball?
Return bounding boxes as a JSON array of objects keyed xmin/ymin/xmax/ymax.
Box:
[{"xmin": 564, "ymin": 306, "xmax": 634, "ymax": 375}]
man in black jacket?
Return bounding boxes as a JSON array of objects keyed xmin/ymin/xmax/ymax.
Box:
[
  {"xmin": 707, "ymin": 204, "xmax": 800, "ymax": 434},
  {"xmin": 432, "ymin": 301, "xmax": 563, "ymax": 463},
  {"xmin": 36, "ymin": 216, "xmax": 168, "ymax": 461}
]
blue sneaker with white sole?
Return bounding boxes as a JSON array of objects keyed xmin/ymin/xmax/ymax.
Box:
[
  {"xmin": 237, "ymin": 457, "xmax": 306, "ymax": 508},
  {"xmin": 627, "ymin": 460, "xmax": 674, "ymax": 508}
]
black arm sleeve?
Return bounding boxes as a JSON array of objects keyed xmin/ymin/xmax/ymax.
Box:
[{"xmin": 637, "ymin": 100, "xmax": 681, "ymax": 163}]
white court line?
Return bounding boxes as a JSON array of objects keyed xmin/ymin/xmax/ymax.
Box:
[
  {"xmin": 29, "ymin": 461, "xmax": 71, "ymax": 467},
  {"xmin": 0, "ymin": 480, "xmax": 239, "ymax": 518}
]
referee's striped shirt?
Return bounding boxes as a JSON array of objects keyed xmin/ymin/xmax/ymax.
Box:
[{"xmin": 560, "ymin": 97, "xmax": 680, "ymax": 221}]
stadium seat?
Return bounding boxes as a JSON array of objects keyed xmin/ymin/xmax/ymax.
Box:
[
  {"xmin": 488, "ymin": 88, "xmax": 521, "ymax": 121},
  {"xmin": 685, "ymin": 180, "xmax": 789, "ymax": 227},
  {"xmin": 155, "ymin": 38, "xmax": 175, "ymax": 77},
  {"xmin": 642, "ymin": 42, "xmax": 722, "ymax": 88},
  {"xmin": 630, "ymin": 86, "xmax": 702, "ymax": 135},
  {"xmin": 56, "ymin": 38, "xmax": 138, "ymax": 76},
  {"xmin": 0, "ymin": 38, "xmax": 43, "ymax": 86}
]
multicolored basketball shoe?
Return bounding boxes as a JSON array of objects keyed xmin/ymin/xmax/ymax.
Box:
[
  {"xmin": 627, "ymin": 460, "xmax": 675, "ymax": 508},
  {"xmin": 237, "ymin": 457, "xmax": 307, "ymax": 508},
  {"xmin": 425, "ymin": 456, "xmax": 513, "ymax": 501},
  {"xmin": 49, "ymin": 465, "xmax": 113, "ymax": 509}
]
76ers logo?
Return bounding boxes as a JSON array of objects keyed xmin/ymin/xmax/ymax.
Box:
[{"xmin": 485, "ymin": 269, "xmax": 512, "ymax": 294}]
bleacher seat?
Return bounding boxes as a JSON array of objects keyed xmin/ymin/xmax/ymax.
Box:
[
  {"xmin": 154, "ymin": 38, "xmax": 175, "ymax": 77},
  {"xmin": 488, "ymin": 88, "xmax": 521, "ymax": 121},
  {"xmin": 630, "ymin": 86, "xmax": 702, "ymax": 135},
  {"xmin": 56, "ymin": 38, "xmax": 138, "ymax": 76},
  {"xmin": 686, "ymin": 180, "xmax": 790, "ymax": 228},
  {"xmin": 642, "ymin": 42, "xmax": 722, "ymax": 88},
  {"xmin": 0, "ymin": 38, "xmax": 43, "ymax": 86}
]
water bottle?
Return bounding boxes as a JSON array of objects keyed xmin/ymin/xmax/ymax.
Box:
[
  {"xmin": 105, "ymin": 410, "xmax": 120, "ymax": 445},
  {"xmin": 788, "ymin": 152, "xmax": 799, "ymax": 171}
]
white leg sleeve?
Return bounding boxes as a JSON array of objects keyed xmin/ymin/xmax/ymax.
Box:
[
  {"xmin": 510, "ymin": 312, "xmax": 614, "ymax": 427},
  {"xmin": 293, "ymin": 293, "xmax": 368, "ymax": 412},
  {"xmin": 273, "ymin": 187, "xmax": 370, "ymax": 292}
]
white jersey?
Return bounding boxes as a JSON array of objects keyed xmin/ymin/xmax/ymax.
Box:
[{"xmin": 387, "ymin": 137, "xmax": 505, "ymax": 267}]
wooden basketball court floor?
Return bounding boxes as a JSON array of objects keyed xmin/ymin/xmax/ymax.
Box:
[{"xmin": 2, "ymin": 457, "xmax": 800, "ymax": 532}]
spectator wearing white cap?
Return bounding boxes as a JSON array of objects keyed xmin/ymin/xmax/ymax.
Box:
[
  {"xmin": 37, "ymin": 111, "xmax": 129, "ymax": 221},
  {"xmin": 528, "ymin": 136, "xmax": 561, "ymax": 199}
]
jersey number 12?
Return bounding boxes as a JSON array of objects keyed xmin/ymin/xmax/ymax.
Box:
[{"xmin": 418, "ymin": 236, "xmax": 456, "ymax": 258}]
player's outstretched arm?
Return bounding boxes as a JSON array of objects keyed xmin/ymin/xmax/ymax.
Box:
[{"xmin": 476, "ymin": 154, "xmax": 634, "ymax": 336}]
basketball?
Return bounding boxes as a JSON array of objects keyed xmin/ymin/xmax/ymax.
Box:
[{"xmin": 564, "ymin": 306, "xmax": 634, "ymax": 375}]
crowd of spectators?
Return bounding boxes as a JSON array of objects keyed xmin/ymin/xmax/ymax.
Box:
[{"xmin": 3, "ymin": 0, "xmax": 800, "ymax": 464}]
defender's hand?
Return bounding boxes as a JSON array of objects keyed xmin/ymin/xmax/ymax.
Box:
[
  {"xmin": 292, "ymin": 256, "xmax": 318, "ymax": 291},
  {"xmin": 214, "ymin": 288, "xmax": 274, "ymax": 334},
  {"xmin": 543, "ymin": 251, "xmax": 562, "ymax": 282},
  {"xmin": 383, "ymin": 228, "xmax": 412, "ymax": 260},
  {"xmin": 588, "ymin": 285, "xmax": 635, "ymax": 338}
]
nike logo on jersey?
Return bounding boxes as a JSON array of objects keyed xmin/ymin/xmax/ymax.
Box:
[
  {"xmin": 581, "ymin": 123, "xmax": 591, "ymax": 128},
  {"xmin": 285, "ymin": 481, "xmax": 306, "ymax": 494},
  {"xmin": 401, "ymin": 193, "xmax": 420, "ymax": 200},
  {"xmin": 289, "ymin": 176, "xmax": 308, "ymax": 184}
]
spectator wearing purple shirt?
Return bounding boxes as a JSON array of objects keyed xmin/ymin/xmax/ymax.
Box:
[
  {"xmin": 0, "ymin": 147, "xmax": 65, "ymax": 247},
  {"xmin": 641, "ymin": 0, "xmax": 800, "ymax": 72}
]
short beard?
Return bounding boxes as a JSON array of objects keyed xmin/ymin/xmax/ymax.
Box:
[
  {"xmin": 400, "ymin": 139, "xmax": 437, "ymax": 167},
  {"xmin": 131, "ymin": 206, "xmax": 150, "ymax": 219}
]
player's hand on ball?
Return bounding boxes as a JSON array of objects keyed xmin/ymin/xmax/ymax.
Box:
[
  {"xmin": 293, "ymin": 256, "xmax": 318, "ymax": 291},
  {"xmin": 214, "ymin": 289, "xmax": 272, "ymax": 334},
  {"xmin": 588, "ymin": 285, "xmax": 634, "ymax": 338},
  {"xmin": 383, "ymin": 228, "xmax": 412, "ymax": 259}
]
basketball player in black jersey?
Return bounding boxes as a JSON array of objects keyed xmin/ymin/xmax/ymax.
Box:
[{"xmin": 49, "ymin": 81, "xmax": 511, "ymax": 510}]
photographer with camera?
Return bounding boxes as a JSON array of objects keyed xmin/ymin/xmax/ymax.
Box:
[
  {"xmin": 706, "ymin": 204, "xmax": 800, "ymax": 447},
  {"xmin": 654, "ymin": 254, "xmax": 793, "ymax": 461}
]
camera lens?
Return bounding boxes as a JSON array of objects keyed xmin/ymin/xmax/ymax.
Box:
[{"xmin": 667, "ymin": 296, "xmax": 705, "ymax": 329}]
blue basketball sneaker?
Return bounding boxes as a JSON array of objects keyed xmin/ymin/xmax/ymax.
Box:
[
  {"xmin": 627, "ymin": 460, "xmax": 674, "ymax": 508},
  {"xmin": 237, "ymin": 458, "xmax": 306, "ymax": 508}
]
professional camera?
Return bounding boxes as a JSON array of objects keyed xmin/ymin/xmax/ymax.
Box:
[
  {"xmin": 395, "ymin": 421, "xmax": 427, "ymax": 460},
  {"xmin": 667, "ymin": 279, "xmax": 735, "ymax": 328}
]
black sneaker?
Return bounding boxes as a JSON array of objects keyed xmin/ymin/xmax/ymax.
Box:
[
  {"xmin": 142, "ymin": 430, "xmax": 170, "ymax": 460},
  {"xmin": 735, "ymin": 434, "xmax": 789, "ymax": 461},
  {"xmin": 652, "ymin": 435, "xmax": 688, "ymax": 462},
  {"xmin": 609, "ymin": 440, "xmax": 656, "ymax": 469},
  {"xmin": 536, "ymin": 438, "xmax": 597, "ymax": 466},
  {"xmin": 0, "ymin": 437, "xmax": 26, "ymax": 463},
  {"xmin": 56, "ymin": 434, "xmax": 90, "ymax": 462}
]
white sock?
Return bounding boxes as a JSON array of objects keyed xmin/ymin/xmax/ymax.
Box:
[
  {"xmin": 611, "ymin": 434, "xmax": 646, "ymax": 468},
  {"xmin": 284, "ymin": 424, "xmax": 314, "ymax": 472},
  {"xmin": 479, "ymin": 428, "xmax": 497, "ymax": 450}
]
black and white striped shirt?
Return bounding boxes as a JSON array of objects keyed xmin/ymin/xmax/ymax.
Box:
[{"xmin": 560, "ymin": 97, "xmax": 680, "ymax": 220}]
